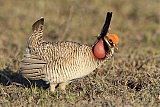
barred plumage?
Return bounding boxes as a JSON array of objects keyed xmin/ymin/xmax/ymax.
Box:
[{"xmin": 19, "ymin": 12, "xmax": 119, "ymax": 92}]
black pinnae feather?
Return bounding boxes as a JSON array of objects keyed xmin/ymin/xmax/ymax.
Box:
[{"xmin": 98, "ymin": 12, "xmax": 112, "ymax": 40}]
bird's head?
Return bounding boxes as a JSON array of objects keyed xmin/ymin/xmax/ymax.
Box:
[
  {"xmin": 92, "ymin": 12, "xmax": 119, "ymax": 59},
  {"xmin": 93, "ymin": 34, "xmax": 119, "ymax": 59}
]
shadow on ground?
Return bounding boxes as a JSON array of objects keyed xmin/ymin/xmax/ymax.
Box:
[{"xmin": 0, "ymin": 67, "xmax": 49, "ymax": 89}]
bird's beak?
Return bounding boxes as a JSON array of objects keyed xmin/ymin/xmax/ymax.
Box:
[{"xmin": 114, "ymin": 44, "xmax": 118, "ymax": 51}]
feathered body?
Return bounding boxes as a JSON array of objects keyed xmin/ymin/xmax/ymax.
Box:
[{"xmin": 20, "ymin": 12, "xmax": 119, "ymax": 92}]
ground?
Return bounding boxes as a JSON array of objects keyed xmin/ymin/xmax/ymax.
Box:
[{"xmin": 0, "ymin": 0, "xmax": 160, "ymax": 107}]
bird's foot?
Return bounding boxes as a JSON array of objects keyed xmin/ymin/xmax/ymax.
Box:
[
  {"xmin": 59, "ymin": 83, "xmax": 67, "ymax": 93},
  {"xmin": 50, "ymin": 83, "xmax": 57, "ymax": 92}
]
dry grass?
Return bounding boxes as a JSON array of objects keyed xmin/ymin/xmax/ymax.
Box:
[{"xmin": 0, "ymin": 0, "xmax": 160, "ymax": 106}]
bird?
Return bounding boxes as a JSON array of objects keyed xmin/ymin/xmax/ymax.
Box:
[{"xmin": 19, "ymin": 12, "xmax": 119, "ymax": 92}]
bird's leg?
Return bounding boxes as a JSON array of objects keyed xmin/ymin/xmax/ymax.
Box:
[
  {"xmin": 59, "ymin": 82, "xmax": 67, "ymax": 92},
  {"xmin": 50, "ymin": 83, "xmax": 57, "ymax": 92}
]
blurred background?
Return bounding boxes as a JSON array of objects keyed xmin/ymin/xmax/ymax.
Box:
[{"xmin": 0, "ymin": 0, "xmax": 159, "ymax": 106}]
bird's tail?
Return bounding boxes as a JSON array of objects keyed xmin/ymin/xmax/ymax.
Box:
[{"xmin": 27, "ymin": 18, "xmax": 45, "ymax": 51}]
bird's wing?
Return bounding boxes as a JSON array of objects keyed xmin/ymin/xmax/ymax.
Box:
[{"xmin": 19, "ymin": 54, "xmax": 47, "ymax": 80}]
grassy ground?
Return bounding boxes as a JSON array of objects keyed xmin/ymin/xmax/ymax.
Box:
[{"xmin": 0, "ymin": 0, "xmax": 160, "ymax": 106}]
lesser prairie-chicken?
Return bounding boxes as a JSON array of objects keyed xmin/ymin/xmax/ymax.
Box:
[{"xmin": 19, "ymin": 12, "xmax": 119, "ymax": 92}]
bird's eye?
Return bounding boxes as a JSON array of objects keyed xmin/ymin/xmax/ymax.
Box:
[{"xmin": 109, "ymin": 39, "xmax": 113, "ymax": 44}]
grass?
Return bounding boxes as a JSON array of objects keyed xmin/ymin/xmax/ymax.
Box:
[{"xmin": 0, "ymin": 0, "xmax": 160, "ymax": 106}]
